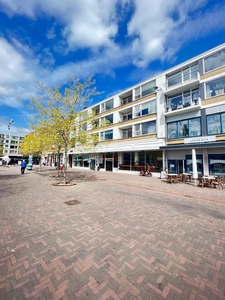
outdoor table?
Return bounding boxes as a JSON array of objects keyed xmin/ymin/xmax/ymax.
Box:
[
  {"xmin": 167, "ymin": 173, "xmax": 178, "ymax": 183},
  {"xmin": 182, "ymin": 173, "xmax": 192, "ymax": 182},
  {"xmin": 202, "ymin": 176, "xmax": 216, "ymax": 188}
]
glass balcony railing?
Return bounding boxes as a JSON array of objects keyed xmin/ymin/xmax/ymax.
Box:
[{"xmin": 165, "ymin": 97, "xmax": 200, "ymax": 113}]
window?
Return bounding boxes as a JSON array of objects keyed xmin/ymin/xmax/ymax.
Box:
[
  {"xmin": 167, "ymin": 64, "xmax": 198, "ymax": 88},
  {"xmin": 135, "ymin": 87, "xmax": 141, "ymax": 99},
  {"xmin": 185, "ymin": 155, "xmax": 203, "ymax": 175},
  {"xmin": 133, "ymin": 100, "xmax": 156, "ymax": 118},
  {"xmin": 142, "ymin": 81, "xmax": 156, "ymax": 97},
  {"xmin": 101, "ymin": 99, "xmax": 114, "ymax": 112},
  {"xmin": 167, "ymin": 117, "xmax": 201, "ymax": 139},
  {"xmin": 100, "ymin": 129, "xmax": 113, "ymax": 141},
  {"xmin": 204, "ymin": 49, "xmax": 225, "ymax": 73},
  {"xmin": 205, "ymin": 76, "xmax": 225, "ymax": 98},
  {"xmin": 208, "ymin": 154, "xmax": 225, "ymax": 175},
  {"xmin": 134, "ymin": 80, "xmax": 156, "ymax": 99},
  {"xmin": 101, "ymin": 114, "xmax": 113, "ymax": 125},
  {"xmin": 82, "ymin": 123, "xmax": 87, "ymax": 131},
  {"xmin": 122, "ymin": 113, "xmax": 132, "ymax": 121},
  {"xmin": 134, "ymin": 121, "xmax": 156, "ymax": 136},
  {"xmin": 122, "ymin": 129, "xmax": 132, "ymax": 138},
  {"xmin": 207, "ymin": 113, "xmax": 225, "ymax": 135}
]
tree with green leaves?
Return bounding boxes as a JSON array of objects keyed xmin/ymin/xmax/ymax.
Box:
[
  {"xmin": 26, "ymin": 75, "xmax": 99, "ymax": 184},
  {"xmin": 20, "ymin": 131, "xmax": 51, "ymax": 169}
]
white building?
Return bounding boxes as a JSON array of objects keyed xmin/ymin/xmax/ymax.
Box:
[
  {"xmin": 66, "ymin": 43, "xmax": 225, "ymax": 177},
  {"xmin": 0, "ymin": 133, "xmax": 24, "ymax": 164}
]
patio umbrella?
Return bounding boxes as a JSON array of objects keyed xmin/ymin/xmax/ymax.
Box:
[{"xmin": 192, "ymin": 149, "xmax": 198, "ymax": 186}]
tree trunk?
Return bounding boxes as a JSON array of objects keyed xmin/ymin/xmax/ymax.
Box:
[{"xmin": 63, "ymin": 146, "xmax": 68, "ymax": 184}]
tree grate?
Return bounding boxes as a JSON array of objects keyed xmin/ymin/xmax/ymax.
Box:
[{"xmin": 64, "ymin": 200, "xmax": 81, "ymax": 206}]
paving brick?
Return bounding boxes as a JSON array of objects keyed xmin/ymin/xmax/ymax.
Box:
[{"xmin": 0, "ymin": 166, "xmax": 225, "ymax": 299}]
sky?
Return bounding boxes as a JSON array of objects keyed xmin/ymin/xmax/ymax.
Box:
[{"xmin": 0, "ymin": 0, "xmax": 224, "ymax": 136}]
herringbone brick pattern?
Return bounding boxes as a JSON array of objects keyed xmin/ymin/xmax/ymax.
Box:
[{"xmin": 0, "ymin": 166, "xmax": 225, "ymax": 299}]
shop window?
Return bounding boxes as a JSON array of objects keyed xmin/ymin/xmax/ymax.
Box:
[
  {"xmin": 185, "ymin": 155, "xmax": 203, "ymax": 175},
  {"xmin": 208, "ymin": 154, "xmax": 225, "ymax": 175}
]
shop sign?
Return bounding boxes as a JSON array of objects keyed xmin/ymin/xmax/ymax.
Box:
[{"xmin": 184, "ymin": 135, "xmax": 216, "ymax": 144}]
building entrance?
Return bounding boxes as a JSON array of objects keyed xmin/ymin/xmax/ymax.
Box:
[{"xmin": 106, "ymin": 159, "xmax": 113, "ymax": 171}]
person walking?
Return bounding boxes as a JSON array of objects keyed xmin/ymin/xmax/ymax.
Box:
[{"xmin": 21, "ymin": 160, "xmax": 27, "ymax": 174}]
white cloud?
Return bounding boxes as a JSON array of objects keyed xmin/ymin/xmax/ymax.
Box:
[
  {"xmin": 0, "ymin": 0, "xmax": 224, "ymax": 110},
  {"xmin": 126, "ymin": 0, "xmax": 225, "ymax": 67}
]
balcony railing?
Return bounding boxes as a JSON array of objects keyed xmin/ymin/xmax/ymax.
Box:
[
  {"xmin": 133, "ymin": 130, "xmax": 141, "ymax": 136},
  {"xmin": 121, "ymin": 96, "xmax": 132, "ymax": 105},
  {"xmin": 165, "ymin": 97, "xmax": 200, "ymax": 113}
]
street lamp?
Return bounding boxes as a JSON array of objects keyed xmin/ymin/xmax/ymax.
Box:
[{"xmin": 6, "ymin": 119, "xmax": 14, "ymax": 163}]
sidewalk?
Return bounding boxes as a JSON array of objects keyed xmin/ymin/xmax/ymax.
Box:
[{"xmin": 0, "ymin": 166, "xmax": 225, "ymax": 299}]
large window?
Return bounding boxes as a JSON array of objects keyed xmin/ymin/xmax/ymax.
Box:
[
  {"xmin": 205, "ymin": 76, "xmax": 225, "ymax": 98},
  {"xmin": 134, "ymin": 80, "xmax": 156, "ymax": 99},
  {"xmin": 204, "ymin": 49, "xmax": 225, "ymax": 73},
  {"xmin": 167, "ymin": 64, "xmax": 198, "ymax": 88},
  {"xmin": 207, "ymin": 112, "xmax": 225, "ymax": 135},
  {"xmin": 122, "ymin": 128, "xmax": 132, "ymax": 138},
  {"xmin": 100, "ymin": 129, "xmax": 113, "ymax": 141},
  {"xmin": 101, "ymin": 99, "xmax": 114, "ymax": 112},
  {"xmin": 134, "ymin": 120, "xmax": 156, "ymax": 136},
  {"xmin": 185, "ymin": 155, "xmax": 203, "ymax": 175},
  {"xmin": 167, "ymin": 117, "xmax": 201, "ymax": 139},
  {"xmin": 209, "ymin": 154, "xmax": 225, "ymax": 175},
  {"xmin": 133, "ymin": 100, "xmax": 156, "ymax": 118},
  {"xmin": 100, "ymin": 114, "xmax": 113, "ymax": 125}
]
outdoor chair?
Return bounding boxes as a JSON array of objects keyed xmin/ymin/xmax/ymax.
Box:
[
  {"xmin": 212, "ymin": 176, "xmax": 224, "ymax": 190},
  {"xmin": 198, "ymin": 177, "xmax": 207, "ymax": 188}
]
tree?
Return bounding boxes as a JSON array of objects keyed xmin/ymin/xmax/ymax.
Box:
[
  {"xmin": 20, "ymin": 131, "xmax": 51, "ymax": 169},
  {"xmin": 26, "ymin": 75, "xmax": 99, "ymax": 184}
]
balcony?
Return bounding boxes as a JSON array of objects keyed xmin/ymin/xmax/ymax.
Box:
[
  {"xmin": 165, "ymin": 97, "xmax": 201, "ymax": 116},
  {"xmin": 164, "ymin": 67, "xmax": 200, "ymax": 96},
  {"xmin": 121, "ymin": 96, "xmax": 132, "ymax": 106}
]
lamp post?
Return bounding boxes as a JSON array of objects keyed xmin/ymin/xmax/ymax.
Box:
[{"xmin": 6, "ymin": 119, "xmax": 14, "ymax": 164}]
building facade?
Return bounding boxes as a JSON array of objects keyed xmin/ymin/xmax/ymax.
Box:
[
  {"xmin": 0, "ymin": 133, "xmax": 24, "ymax": 164},
  {"xmin": 68, "ymin": 44, "xmax": 225, "ymax": 177}
]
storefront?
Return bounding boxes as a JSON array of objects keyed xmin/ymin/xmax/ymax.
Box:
[
  {"xmin": 160, "ymin": 140, "xmax": 225, "ymax": 177},
  {"xmin": 70, "ymin": 150, "xmax": 162, "ymax": 173}
]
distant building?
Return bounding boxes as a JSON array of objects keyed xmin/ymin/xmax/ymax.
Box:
[{"xmin": 0, "ymin": 133, "xmax": 24, "ymax": 164}]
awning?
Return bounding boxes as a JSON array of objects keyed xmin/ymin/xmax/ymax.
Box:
[{"xmin": 160, "ymin": 141, "xmax": 225, "ymax": 150}]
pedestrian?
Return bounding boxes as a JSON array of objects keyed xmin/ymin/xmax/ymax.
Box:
[{"xmin": 21, "ymin": 160, "xmax": 27, "ymax": 174}]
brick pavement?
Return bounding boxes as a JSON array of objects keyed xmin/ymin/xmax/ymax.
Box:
[{"xmin": 0, "ymin": 166, "xmax": 225, "ymax": 300}]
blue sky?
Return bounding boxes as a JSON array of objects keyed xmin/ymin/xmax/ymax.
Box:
[{"xmin": 0, "ymin": 0, "xmax": 224, "ymax": 135}]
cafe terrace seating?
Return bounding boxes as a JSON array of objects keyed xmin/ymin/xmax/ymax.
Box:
[{"xmin": 198, "ymin": 176, "xmax": 224, "ymax": 189}]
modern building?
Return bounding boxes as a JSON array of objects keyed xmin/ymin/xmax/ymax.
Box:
[
  {"xmin": 0, "ymin": 133, "xmax": 24, "ymax": 164},
  {"xmin": 67, "ymin": 43, "xmax": 225, "ymax": 177}
]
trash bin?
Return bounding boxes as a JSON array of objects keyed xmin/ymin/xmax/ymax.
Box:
[{"xmin": 27, "ymin": 164, "xmax": 33, "ymax": 171}]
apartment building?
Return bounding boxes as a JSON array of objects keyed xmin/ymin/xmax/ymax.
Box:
[
  {"xmin": 68, "ymin": 43, "xmax": 225, "ymax": 177},
  {"xmin": 0, "ymin": 133, "xmax": 24, "ymax": 164}
]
